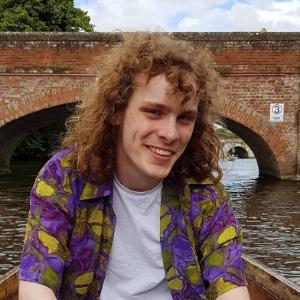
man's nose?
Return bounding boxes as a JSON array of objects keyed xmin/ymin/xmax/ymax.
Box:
[{"xmin": 158, "ymin": 117, "xmax": 179, "ymax": 143}]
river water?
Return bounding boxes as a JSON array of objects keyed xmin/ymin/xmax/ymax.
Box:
[{"xmin": 0, "ymin": 158, "xmax": 299, "ymax": 286}]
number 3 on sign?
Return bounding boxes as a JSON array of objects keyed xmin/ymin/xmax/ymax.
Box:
[{"xmin": 270, "ymin": 103, "xmax": 284, "ymax": 122}]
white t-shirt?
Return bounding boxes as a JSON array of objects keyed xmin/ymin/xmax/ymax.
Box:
[{"xmin": 100, "ymin": 176, "xmax": 173, "ymax": 300}]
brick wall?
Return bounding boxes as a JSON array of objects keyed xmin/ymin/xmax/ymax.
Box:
[{"xmin": 0, "ymin": 32, "xmax": 299, "ymax": 178}]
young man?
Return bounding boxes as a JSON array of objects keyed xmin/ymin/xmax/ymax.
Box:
[{"xmin": 19, "ymin": 33, "xmax": 250, "ymax": 300}]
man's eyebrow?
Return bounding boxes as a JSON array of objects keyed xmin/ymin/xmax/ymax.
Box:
[
  {"xmin": 141, "ymin": 101, "xmax": 198, "ymax": 115},
  {"xmin": 140, "ymin": 101, "xmax": 169, "ymax": 110}
]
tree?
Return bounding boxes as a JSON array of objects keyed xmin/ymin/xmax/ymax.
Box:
[
  {"xmin": 0, "ymin": 0, "xmax": 94, "ymax": 32},
  {"xmin": 13, "ymin": 122, "xmax": 66, "ymax": 160}
]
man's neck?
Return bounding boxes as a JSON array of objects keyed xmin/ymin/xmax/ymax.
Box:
[{"xmin": 114, "ymin": 171, "xmax": 162, "ymax": 192}]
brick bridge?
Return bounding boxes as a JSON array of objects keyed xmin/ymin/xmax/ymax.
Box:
[
  {"xmin": 0, "ymin": 32, "xmax": 299, "ymax": 179},
  {"xmin": 221, "ymin": 138, "xmax": 255, "ymax": 159}
]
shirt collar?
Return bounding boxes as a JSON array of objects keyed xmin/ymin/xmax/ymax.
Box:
[
  {"xmin": 78, "ymin": 174, "xmax": 214, "ymax": 201},
  {"xmin": 160, "ymin": 176, "xmax": 214, "ymax": 210},
  {"xmin": 79, "ymin": 176, "xmax": 113, "ymax": 201},
  {"xmin": 187, "ymin": 177, "xmax": 214, "ymax": 186}
]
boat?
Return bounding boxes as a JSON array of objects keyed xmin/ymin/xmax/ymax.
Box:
[
  {"xmin": 0, "ymin": 255, "xmax": 299, "ymax": 300},
  {"xmin": 243, "ymin": 254, "xmax": 300, "ymax": 300},
  {"xmin": 0, "ymin": 267, "xmax": 18, "ymax": 300}
]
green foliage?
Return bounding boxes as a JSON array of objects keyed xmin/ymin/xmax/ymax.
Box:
[
  {"xmin": 215, "ymin": 127, "xmax": 238, "ymax": 139},
  {"xmin": 51, "ymin": 65, "xmax": 71, "ymax": 73},
  {"xmin": 214, "ymin": 65, "xmax": 231, "ymax": 75},
  {"xmin": 0, "ymin": 0, "xmax": 94, "ymax": 32},
  {"xmin": 13, "ymin": 122, "xmax": 66, "ymax": 160}
]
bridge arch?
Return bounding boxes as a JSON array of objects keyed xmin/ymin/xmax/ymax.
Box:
[
  {"xmin": 222, "ymin": 116, "xmax": 284, "ymax": 178},
  {"xmin": 214, "ymin": 81, "xmax": 298, "ymax": 178},
  {"xmin": 227, "ymin": 146, "xmax": 249, "ymax": 159},
  {"xmin": 1, "ymin": 84, "xmax": 89, "ymax": 128},
  {"xmin": 0, "ymin": 86, "xmax": 85, "ymax": 173}
]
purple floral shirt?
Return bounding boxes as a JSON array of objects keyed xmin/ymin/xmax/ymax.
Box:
[{"xmin": 19, "ymin": 148, "xmax": 247, "ymax": 299}]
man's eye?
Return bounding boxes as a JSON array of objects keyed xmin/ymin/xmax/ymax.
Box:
[
  {"xmin": 145, "ymin": 109, "xmax": 161, "ymax": 116},
  {"xmin": 179, "ymin": 115, "xmax": 193, "ymax": 122}
]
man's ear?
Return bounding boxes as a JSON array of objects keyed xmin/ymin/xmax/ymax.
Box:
[{"xmin": 111, "ymin": 113, "xmax": 122, "ymax": 126}]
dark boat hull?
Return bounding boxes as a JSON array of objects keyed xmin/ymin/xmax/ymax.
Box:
[{"xmin": 0, "ymin": 267, "xmax": 18, "ymax": 300}]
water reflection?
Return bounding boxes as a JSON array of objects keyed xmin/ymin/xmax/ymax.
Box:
[
  {"xmin": 0, "ymin": 159, "xmax": 299, "ymax": 287},
  {"xmin": 221, "ymin": 159, "xmax": 300, "ymax": 286},
  {"xmin": 0, "ymin": 161, "xmax": 42, "ymax": 274}
]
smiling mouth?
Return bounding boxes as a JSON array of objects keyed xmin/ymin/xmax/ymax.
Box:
[{"xmin": 146, "ymin": 145, "xmax": 175, "ymax": 157}]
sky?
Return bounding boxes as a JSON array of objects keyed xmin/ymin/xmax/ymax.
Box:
[{"xmin": 74, "ymin": 0, "xmax": 300, "ymax": 32}]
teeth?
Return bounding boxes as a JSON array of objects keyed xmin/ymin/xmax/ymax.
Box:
[{"xmin": 148, "ymin": 146, "xmax": 173, "ymax": 156}]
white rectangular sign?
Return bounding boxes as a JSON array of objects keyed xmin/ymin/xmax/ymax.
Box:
[{"xmin": 270, "ymin": 103, "xmax": 284, "ymax": 122}]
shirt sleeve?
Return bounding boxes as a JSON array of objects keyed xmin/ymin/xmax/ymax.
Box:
[
  {"xmin": 19, "ymin": 155, "xmax": 73, "ymax": 297},
  {"xmin": 196, "ymin": 183, "xmax": 248, "ymax": 299}
]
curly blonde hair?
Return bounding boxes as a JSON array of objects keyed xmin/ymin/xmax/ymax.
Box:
[{"xmin": 60, "ymin": 33, "xmax": 222, "ymax": 183}]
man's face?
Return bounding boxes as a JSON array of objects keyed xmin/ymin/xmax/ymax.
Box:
[{"xmin": 115, "ymin": 73, "xmax": 199, "ymax": 191}]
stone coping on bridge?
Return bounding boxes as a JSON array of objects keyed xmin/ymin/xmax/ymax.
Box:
[{"xmin": 0, "ymin": 31, "xmax": 299, "ymax": 42}]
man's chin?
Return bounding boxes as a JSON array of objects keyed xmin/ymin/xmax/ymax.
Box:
[{"xmin": 147, "ymin": 168, "xmax": 172, "ymax": 181}]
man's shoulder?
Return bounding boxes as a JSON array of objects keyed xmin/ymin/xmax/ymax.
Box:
[
  {"xmin": 33, "ymin": 147, "xmax": 80, "ymax": 195},
  {"xmin": 49, "ymin": 146, "xmax": 77, "ymax": 169},
  {"xmin": 38, "ymin": 146, "xmax": 77, "ymax": 177}
]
